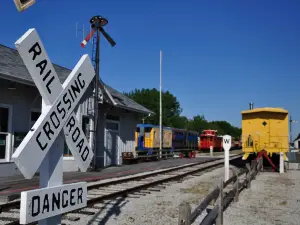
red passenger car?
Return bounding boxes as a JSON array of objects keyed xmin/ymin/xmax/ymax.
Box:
[{"xmin": 199, "ymin": 130, "xmax": 223, "ymax": 151}]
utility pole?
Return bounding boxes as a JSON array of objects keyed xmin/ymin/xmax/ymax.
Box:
[
  {"xmin": 159, "ymin": 50, "xmax": 162, "ymax": 159},
  {"xmin": 289, "ymin": 116, "xmax": 298, "ymax": 146},
  {"xmin": 81, "ymin": 16, "xmax": 116, "ymax": 170}
]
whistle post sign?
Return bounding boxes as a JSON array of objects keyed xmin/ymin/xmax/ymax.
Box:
[
  {"xmin": 222, "ymin": 135, "xmax": 232, "ymax": 182},
  {"xmin": 12, "ymin": 28, "xmax": 95, "ymax": 224}
]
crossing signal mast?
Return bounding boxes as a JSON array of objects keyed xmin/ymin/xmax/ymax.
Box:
[{"xmin": 80, "ymin": 16, "xmax": 116, "ymax": 170}]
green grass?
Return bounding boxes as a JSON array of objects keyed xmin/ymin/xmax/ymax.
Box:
[{"xmin": 180, "ymin": 182, "xmax": 215, "ymax": 205}]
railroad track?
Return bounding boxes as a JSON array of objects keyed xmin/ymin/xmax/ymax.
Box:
[{"xmin": 0, "ymin": 154, "xmax": 242, "ymax": 225}]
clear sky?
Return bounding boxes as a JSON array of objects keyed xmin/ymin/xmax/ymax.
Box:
[{"xmin": 1, "ymin": 0, "xmax": 300, "ymax": 137}]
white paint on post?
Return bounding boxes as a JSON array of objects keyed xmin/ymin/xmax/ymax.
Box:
[
  {"xmin": 20, "ymin": 182, "xmax": 87, "ymax": 224},
  {"xmin": 12, "ymin": 54, "xmax": 95, "ymax": 179},
  {"xmin": 39, "ymin": 124, "xmax": 64, "ymax": 224},
  {"xmin": 280, "ymin": 152, "xmax": 284, "ymax": 173},
  {"xmin": 210, "ymin": 145, "xmax": 213, "ymax": 157},
  {"xmin": 222, "ymin": 135, "xmax": 232, "ymax": 182}
]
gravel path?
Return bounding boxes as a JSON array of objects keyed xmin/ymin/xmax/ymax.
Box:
[
  {"xmin": 62, "ymin": 165, "xmax": 237, "ymax": 225},
  {"xmin": 223, "ymin": 170, "xmax": 300, "ymax": 225}
]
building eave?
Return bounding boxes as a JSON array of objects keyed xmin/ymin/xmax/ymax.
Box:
[
  {"xmin": 114, "ymin": 103, "xmax": 154, "ymax": 115},
  {"xmin": 0, "ymin": 72, "xmax": 34, "ymax": 87}
]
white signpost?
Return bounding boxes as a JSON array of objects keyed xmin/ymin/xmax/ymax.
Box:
[
  {"xmin": 12, "ymin": 28, "xmax": 95, "ymax": 224},
  {"xmin": 222, "ymin": 135, "xmax": 232, "ymax": 182},
  {"xmin": 209, "ymin": 145, "xmax": 213, "ymax": 157}
]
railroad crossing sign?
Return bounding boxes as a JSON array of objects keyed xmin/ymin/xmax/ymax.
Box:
[
  {"xmin": 12, "ymin": 28, "xmax": 95, "ymax": 224},
  {"xmin": 222, "ymin": 135, "xmax": 232, "ymax": 182},
  {"xmin": 12, "ymin": 28, "xmax": 94, "ymax": 179}
]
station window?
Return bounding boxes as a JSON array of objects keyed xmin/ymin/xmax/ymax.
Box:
[
  {"xmin": 64, "ymin": 141, "xmax": 72, "ymax": 157},
  {"xmin": 30, "ymin": 110, "xmax": 41, "ymax": 128},
  {"xmin": 106, "ymin": 122, "xmax": 119, "ymax": 131},
  {"xmin": 82, "ymin": 116, "xmax": 90, "ymax": 138}
]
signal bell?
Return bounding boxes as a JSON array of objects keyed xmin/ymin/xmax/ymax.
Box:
[{"xmin": 14, "ymin": 0, "xmax": 35, "ymax": 12}]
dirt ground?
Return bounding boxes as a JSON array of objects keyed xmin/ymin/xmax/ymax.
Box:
[{"xmin": 223, "ymin": 170, "xmax": 300, "ymax": 225}]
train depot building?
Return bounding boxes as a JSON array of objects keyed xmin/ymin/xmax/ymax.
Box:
[{"xmin": 0, "ymin": 44, "xmax": 153, "ymax": 177}]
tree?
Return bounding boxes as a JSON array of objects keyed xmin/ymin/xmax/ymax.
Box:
[
  {"xmin": 124, "ymin": 88, "xmax": 182, "ymax": 126},
  {"xmin": 211, "ymin": 121, "xmax": 241, "ymax": 138},
  {"xmin": 124, "ymin": 88, "xmax": 242, "ymax": 138},
  {"xmin": 169, "ymin": 115, "xmax": 189, "ymax": 129}
]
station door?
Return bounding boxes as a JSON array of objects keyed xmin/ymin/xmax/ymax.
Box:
[{"xmin": 105, "ymin": 121, "xmax": 119, "ymax": 167}]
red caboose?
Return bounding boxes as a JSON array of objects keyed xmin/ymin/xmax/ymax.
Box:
[{"xmin": 199, "ymin": 130, "xmax": 223, "ymax": 151}]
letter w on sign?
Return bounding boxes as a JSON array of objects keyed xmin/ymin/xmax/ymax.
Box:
[{"xmin": 12, "ymin": 29, "xmax": 95, "ymax": 179}]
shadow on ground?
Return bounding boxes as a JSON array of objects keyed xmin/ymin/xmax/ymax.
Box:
[
  {"xmin": 229, "ymin": 156, "xmax": 248, "ymax": 168},
  {"xmin": 87, "ymin": 197, "xmax": 129, "ymax": 225}
]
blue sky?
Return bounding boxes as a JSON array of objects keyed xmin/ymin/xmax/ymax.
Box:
[{"xmin": 1, "ymin": 0, "xmax": 300, "ymax": 137}]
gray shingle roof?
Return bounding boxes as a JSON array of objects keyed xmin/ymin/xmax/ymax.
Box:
[
  {"xmin": 105, "ymin": 84, "xmax": 153, "ymax": 115},
  {"xmin": 0, "ymin": 44, "xmax": 153, "ymax": 115}
]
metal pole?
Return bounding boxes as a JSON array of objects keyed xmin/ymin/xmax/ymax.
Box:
[
  {"xmin": 159, "ymin": 50, "xmax": 162, "ymax": 159},
  {"xmin": 290, "ymin": 116, "xmax": 292, "ymax": 145},
  {"xmin": 93, "ymin": 29, "xmax": 100, "ymax": 169}
]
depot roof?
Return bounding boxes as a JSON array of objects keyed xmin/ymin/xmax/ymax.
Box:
[
  {"xmin": 241, "ymin": 107, "xmax": 288, "ymax": 115},
  {"xmin": 0, "ymin": 44, "xmax": 153, "ymax": 115}
]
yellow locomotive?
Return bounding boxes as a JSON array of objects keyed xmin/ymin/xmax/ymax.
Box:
[{"xmin": 241, "ymin": 107, "xmax": 289, "ymax": 163}]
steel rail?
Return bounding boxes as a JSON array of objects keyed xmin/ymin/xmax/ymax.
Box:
[{"xmin": 1, "ymin": 154, "xmax": 243, "ymax": 225}]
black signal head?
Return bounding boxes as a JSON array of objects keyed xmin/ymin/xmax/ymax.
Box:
[{"xmin": 90, "ymin": 15, "xmax": 108, "ymax": 28}]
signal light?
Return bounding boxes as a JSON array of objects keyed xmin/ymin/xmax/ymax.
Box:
[{"xmin": 14, "ymin": 0, "xmax": 35, "ymax": 12}]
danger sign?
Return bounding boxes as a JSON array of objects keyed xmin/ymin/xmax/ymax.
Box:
[{"xmin": 20, "ymin": 182, "xmax": 87, "ymax": 224}]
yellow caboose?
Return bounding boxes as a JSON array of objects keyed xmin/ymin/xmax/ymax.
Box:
[{"xmin": 241, "ymin": 107, "xmax": 289, "ymax": 161}]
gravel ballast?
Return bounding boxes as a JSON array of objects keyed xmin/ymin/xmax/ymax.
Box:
[
  {"xmin": 61, "ymin": 166, "xmax": 236, "ymax": 225},
  {"xmin": 64, "ymin": 168, "xmax": 300, "ymax": 225}
]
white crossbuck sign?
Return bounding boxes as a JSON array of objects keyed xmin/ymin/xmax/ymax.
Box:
[{"xmin": 12, "ymin": 28, "xmax": 95, "ymax": 179}]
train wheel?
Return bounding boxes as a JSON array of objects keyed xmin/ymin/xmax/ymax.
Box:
[
  {"xmin": 193, "ymin": 151, "xmax": 196, "ymax": 158},
  {"xmin": 188, "ymin": 152, "xmax": 192, "ymax": 158},
  {"xmin": 180, "ymin": 153, "xmax": 184, "ymax": 158}
]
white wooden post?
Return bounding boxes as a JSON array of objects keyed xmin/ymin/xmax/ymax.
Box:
[
  {"xmin": 210, "ymin": 145, "xmax": 213, "ymax": 157},
  {"xmin": 222, "ymin": 135, "xmax": 231, "ymax": 182},
  {"xmin": 39, "ymin": 101, "xmax": 64, "ymax": 225},
  {"xmin": 280, "ymin": 152, "xmax": 284, "ymax": 173}
]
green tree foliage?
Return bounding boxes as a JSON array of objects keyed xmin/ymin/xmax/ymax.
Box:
[
  {"xmin": 124, "ymin": 88, "xmax": 182, "ymax": 126},
  {"xmin": 124, "ymin": 88, "xmax": 241, "ymax": 139}
]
